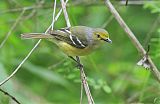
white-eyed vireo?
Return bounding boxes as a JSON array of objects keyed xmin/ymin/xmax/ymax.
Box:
[{"xmin": 21, "ymin": 26, "xmax": 112, "ymax": 57}]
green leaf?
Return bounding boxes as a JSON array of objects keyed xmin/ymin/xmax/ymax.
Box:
[
  {"xmin": 103, "ymin": 85, "xmax": 112, "ymax": 94},
  {"xmin": 22, "ymin": 61, "xmax": 72, "ymax": 88}
]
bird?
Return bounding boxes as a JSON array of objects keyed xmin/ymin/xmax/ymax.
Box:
[{"xmin": 21, "ymin": 26, "xmax": 112, "ymax": 64}]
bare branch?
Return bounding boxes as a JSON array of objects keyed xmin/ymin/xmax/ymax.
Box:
[
  {"xmin": 106, "ymin": 0, "xmax": 145, "ymax": 54},
  {"xmin": 80, "ymin": 75, "xmax": 83, "ymax": 104},
  {"xmin": 76, "ymin": 56, "xmax": 95, "ymax": 104},
  {"xmin": 101, "ymin": 15, "xmax": 114, "ymax": 28},
  {"xmin": 125, "ymin": 0, "xmax": 128, "ymax": 6},
  {"xmin": 0, "ymin": 1, "xmax": 66, "ymax": 86},
  {"xmin": 60, "ymin": 0, "xmax": 95, "ymax": 103},
  {"xmin": 0, "ymin": 6, "xmax": 33, "ymax": 14},
  {"xmin": 120, "ymin": 0, "xmax": 158, "ymax": 5},
  {"xmin": 143, "ymin": 16, "xmax": 160, "ymax": 46},
  {"xmin": 80, "ymin": 65, "xmax": 95, "ymax": 104},
  {"xmin": 105, "ymin": 0, "xmax": 160, "ymax": 83},
  {"xmin": 60, "ymin": 0, "xmax": 71, "ymax": 27},
  {"xmin": 0, "ymin": 9, "xmax": 25, "ymax": 49},
  {"xmin": 51, "ymin": 0, "xmax": 57, "ymax": 30},
  {"xmin": 0, "ymin": 88, "xmax": 21, "ymax": 104}
]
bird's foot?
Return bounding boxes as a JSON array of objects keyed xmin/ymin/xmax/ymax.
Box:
[{"xmin": 76, "ymin": 63, "xmax": 83, "ymax": 69}]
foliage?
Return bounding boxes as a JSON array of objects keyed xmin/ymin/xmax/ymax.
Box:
[
  {"xmin": 144, "ymin": 1, "xmax": 160, "ymax": 14},
  {"xmin": 0, "ymin": 0, "xmax": 160, "ymax": 104}
]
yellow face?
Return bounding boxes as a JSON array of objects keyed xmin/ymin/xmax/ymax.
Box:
[{"xmin": 94, "ymin": 28, "xmax": 112, "ymax": 43}]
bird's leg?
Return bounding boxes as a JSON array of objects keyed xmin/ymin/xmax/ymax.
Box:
[
  {"xmin": 68, "ymin": 56, "xmax": 83, "ymax": 68},
  {"xmin": 68, "ymin": 56, "xmax": 77, "ymax": 63},
  {"xmin": 75, "ymin": 56, "xmax": 83, "ymax": 68}
]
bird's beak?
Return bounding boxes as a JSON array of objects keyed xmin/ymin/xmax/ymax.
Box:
[{"xmin": 105, "ymin": 38, "xmax": 112, "ymax": 43}]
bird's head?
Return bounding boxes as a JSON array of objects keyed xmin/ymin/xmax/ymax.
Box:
[{"xmin": 93, "ymin": 28, "xmax": 112, "ymax": 43}]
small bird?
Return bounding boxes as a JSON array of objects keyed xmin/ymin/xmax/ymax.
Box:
[{"xmin": 21, "ymin": 26, "xmax": 112, "ymax": 63}]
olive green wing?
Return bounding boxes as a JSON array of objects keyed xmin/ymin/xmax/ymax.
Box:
[{"xmin": 49, "ymin": 27, "xmax": 88, "ymax": 49}]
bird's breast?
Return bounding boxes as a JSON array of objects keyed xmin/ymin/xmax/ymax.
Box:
[{"xmin": 57, "ymin": 42, "xmax": 94, "ymax": 56}]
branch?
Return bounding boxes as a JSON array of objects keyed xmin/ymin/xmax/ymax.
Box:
[
  {"xmin": 0, "ymin": 0, "xmax": 65, "ymax": 86},
  {"xmin": 120, "ymin": 0, "xmax": 155, "ymax": 5},
  {"xmin": 51, "ymin": 0, "xmax": 57, "ymax": 30},
  {"xmin": 101, "ymin": 15, "xmax": 114, "ymax": 28},
  {"xmin": 125, "ymin": 0, "xmax": 128, "ymax": 6},
  {"xmin": 76, "ymin": 57, "xmax": 95, "ymax": 104},
  {"xmin": 60, "ymin": 0, "xmax": 71, "ymax": 27},
  {"xmin": 60, "ymin": 0, "xmax": 95, "ymax": 103},
  {"xmin": 80, "ymin": 75, "xmax": 83, "ymax": 104},
  {"xmin": 105, "ymin": 0, "xmax": 160, "ymax": 83},
  {"xmin": 0, "ymin": 88, "xmax": 21, "ymax": 104},
  {"xmin": 143, "ymin": 16, "xmax": 160, "ymax": 46},
  {"xmin": 22, "ymin": 0, "xmax": 45, "ymax": 20},
  {"xmin": 0, "ymin": 9, "xmax": 25, "ymax": 49}
]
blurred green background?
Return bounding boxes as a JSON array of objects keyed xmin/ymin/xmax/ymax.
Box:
[{"xmin": 0, "ymin": 0, "xmax": 160, "ymax": 104}]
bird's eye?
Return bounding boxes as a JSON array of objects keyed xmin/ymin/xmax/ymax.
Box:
[{"xmin": 97, "ymin": 34, "xmax": 100, "ymax": 38}]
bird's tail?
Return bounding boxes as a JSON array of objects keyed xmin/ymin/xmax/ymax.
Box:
[{"xmin": 21, "ymin": 33, "xmax": 54, "ymax": 39}]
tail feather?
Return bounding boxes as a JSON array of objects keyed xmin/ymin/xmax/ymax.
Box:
[{"xmin": 21, "ymin": 33, "xmax": 53, "ymax": 39}]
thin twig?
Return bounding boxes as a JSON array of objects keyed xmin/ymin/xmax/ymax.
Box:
[
  {"xmin": 0, "ymin": 9, "xmax": 25, "ymax": 49},
  {"xmin": 1, "ymin": 0, "xmax": 155, "ymax": 15},
  {"xmin": 0, "ymin": 88, "xmax": 21, "ymax": 104},
  {"xmin": 60, "ymin": 0, "xmax": 94, "ymax": 103},
  {"xmin": 60, "ymin": 0, "xmax": 71, "ymax": 27},
  {"xmin": 0, "ymin": 1, "xmax": 66, "ymax": 86},
  {"xmin": 143, "ymin": 16, "xmax": 160, "ymax": 47},
  {"xmin": 23, "ymin": 9, "xmax": 36, "ymax": 20},
  {"xmin": 105, "ymin": 0, "xmax": 160, "ymax": 83},
  {"xmin": 0, "ymin": 6, "xmax": 34, "ymax": 14},
  {"xmin": 125, "ymin": 0, "xmax": 128, "ymax": 6},
  {"xmin": 121, "ymin": 1, "xmax": 141, "ymax": 5},
  {"xmin": 76, "ymin": 57, "xmax": 95, "ymax": 104},
  {"xmin": 23, "ymin": 0, "xmax": 45, "ymax": 20},
  {"xmin": 0, "ymin": 41, "xmax": 41, "ymax": 86},
  {"xmin": 52, "ymin": 0, "xmax": 57, "ymax": 30},
  {"xmin": 48, "ymin": 59, "xmax": 66, "ymax": 70},
  {"xmin": 80, "ymin": 72, "xmax": 83, "ymax": 104},
  {"xmin": 101, "ymin": 15, "xmax": 114, "ymax": 28},
  {"xmin": 81, "ymin": 67, "xmax": 94, "ymax": 104}
]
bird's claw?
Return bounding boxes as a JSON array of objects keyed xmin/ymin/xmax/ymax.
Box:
[{"xmin": 76, "ymin": 63, "xmax": 83, "ymax": 69}]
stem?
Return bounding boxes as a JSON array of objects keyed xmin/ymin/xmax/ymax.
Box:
[
  {"xmin": 51, "ymin": 0, "xmax": 57, "ymax": 30},
  {"xmin": 0, "ymin": 9, "xmax": 25, "ymax": 49},
  {"xmin": 60, "ymin": 0, "xmax": 71, "ymax": 27},
  {"xmin": 60, "ymin": 0, "xmax": 95, "ymax": 103},
  {"xmin": 76, "ymin": 56, "xmax": 95, "ymax": 104},
  {"xmin": 105, "ymin": 0, "xmax": 160, "ymax": 83},
  {"xmin": 0, "ymin": 88, "xmax": 21, "ymax": 104},
  {"xmin": 0, "ymin": 0, "xmax": 67, "ymax": 86}
]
